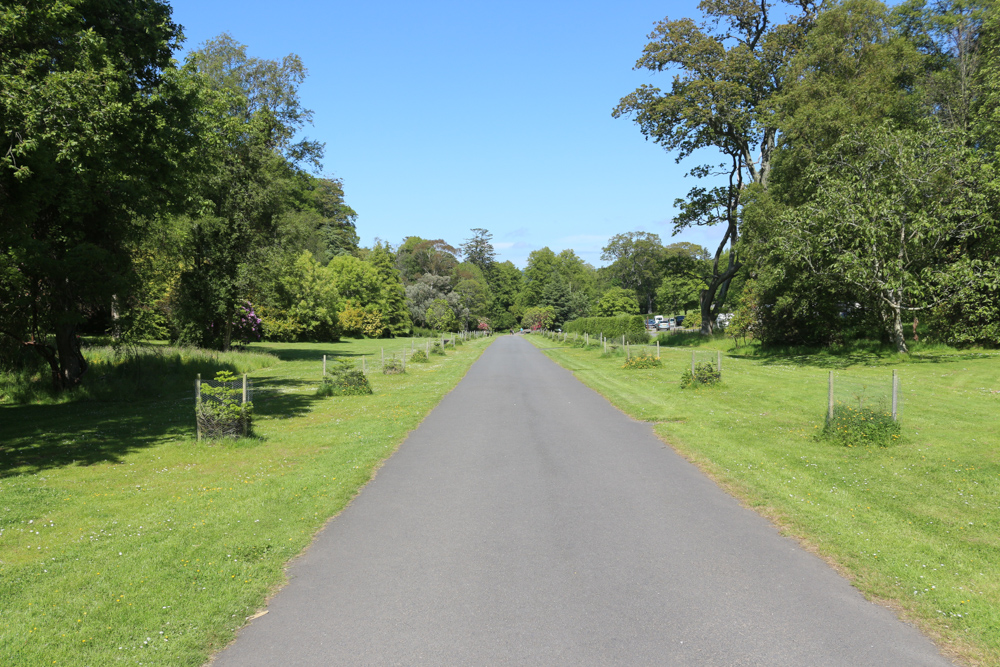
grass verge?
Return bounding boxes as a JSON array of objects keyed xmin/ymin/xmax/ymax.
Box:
[
  {"xmin": 528, "ymin": 332, "xmax": 1000, "ymax": 666},
  {"xmin": 0, "ymin": 335, "xmax": 493, "ymax": 666}
]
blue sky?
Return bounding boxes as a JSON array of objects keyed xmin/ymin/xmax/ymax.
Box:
[{"xmin": 168, "ymin": 0, "xmax": 725, "ymax": 267}]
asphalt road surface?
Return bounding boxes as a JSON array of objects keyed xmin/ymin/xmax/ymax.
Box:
[{"xmin": 212, "ymin": 336, "xmax": 954, "ymax": 666}]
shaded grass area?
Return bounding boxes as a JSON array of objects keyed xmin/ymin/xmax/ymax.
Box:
[
  {"xmin": 527, "ymin": 333, "xmax": 1000, "ymax": 666},
  {"xmin": 0, "ymin": 336, "xmax": 493, "ymax": 666}
]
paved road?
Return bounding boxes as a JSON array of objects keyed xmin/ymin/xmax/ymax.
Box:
[{"xmin": 212, "ymin": 336, "xmax": 953, "ymax": 666}]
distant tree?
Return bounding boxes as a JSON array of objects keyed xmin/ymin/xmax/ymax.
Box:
[
  {"xmin": 460, "ymin": 228, "xmax": 497, "ymax": 278},
  {"xmin": 522, "ymin": 306, "xmax": 556, "ymax": 331},
  {"xmin": 366, "ymin": 242, "xmax": 412, "ymax": 336},
  {"xmin": 600, "ymin": 232, "xmax": 665, "ymax": 314},
  {"xmin": 426, "ymin": 298, "xmax": 458, "ymax": 332},
  {"xmin": 593, "ymin": 288, "xmax": 640, "ymax": 317},
  {"xmin": 395, "ymin": 237, "xmax": 460, "ymax": 283}
]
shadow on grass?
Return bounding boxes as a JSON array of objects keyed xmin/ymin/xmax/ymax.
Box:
[
  {"xmin": 249, "ymin": 343, "xmax": 376, "ymax": 363},
  {"xmin": 0, "ymin": 398, "xmax": 193, "ymax": 478}
]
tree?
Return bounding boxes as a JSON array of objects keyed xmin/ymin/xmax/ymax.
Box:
[
  {"xmin": 173, "ymin": 34, "xmax": 322, "ymax": 350},
  {"xmin": 404, "ymin": 274, "xmax": 453, "ymax": 328},
  {"xmin": 593, "ymin": 288, "xmax": 640, "ymax": 317},
  {"xmin": 614, "ymin": 0, "xmax": 821, "ymax": 333},
  {"xmin": 540, "ymin": 276, "xmax": 573, "ymax": 328},
  {"xmin": 395, "ymin": 238, "xmax": 460, "ymax": 283},
  {"xmin": 600, "ymin": 232, "xmax": 665, "ymax": 314},
  {"xmin": 775, "ymin": 124, "xmax": 989, "ymax": 352},
  {"xmin": 460, "ymin": 228, "xmax": 497, "ymax": 278},
  {"xmin": 521, "ymin": 306, "xmax": 556, "ymax": 331},
  {"xmin": 488, "ymin": 261, "xmax": 523, "ymax": 330},
  {"xmin": 0, "ymin": 0, "xmax": 197, "ymax": 390},
  {"xmin": 521, "ymin": 247, "xmax": 559, "ymax": 307},
  {"xmin": 366, "ymin": 242, "xmax": 412, "ymax": 336},
  {"xmin": 425, "ymin": 298, "xmax": 458, "ymax": 332}
]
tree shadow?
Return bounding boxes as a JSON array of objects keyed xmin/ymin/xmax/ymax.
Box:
[
  {"xmin": 251, "ymin": 377, "xmax": 324, "ymax": 420},
  {"xmin": 0, "ymin": 398, "xmax": 194, "ymax": 478},
  {"xmin": 250, "ymin": 343, "xmax": 370, "ymax": 363}
]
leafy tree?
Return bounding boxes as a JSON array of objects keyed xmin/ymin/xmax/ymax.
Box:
[
  {"xmin": 600, "ymin": 232, "xmax": 665, "ymax": 314},
  {"xmin": 425, "ymin": 298, "xmax": 458, "ymax": 332},
  {"xmin": 404, "ymin": 274, "xmax": 453, "ymax": 328},
  {"xmin": 172, "ymin": 34, "xmax": 322, "ymax": 350},
  {"xmin": 540, "ymin": 276, "xmax": 573, "ymax": 328},
  {"xmin": 395, "ymin": 237, "xmax": 460, "ymax": 283},
  {"xmin": 326, "ymin": 255, "xmax": 383, "ymax": 313},
  {"xmin": 366, "ymin": 242, "xmax": 412, "ymax": 336},
  {"xmin": 773, "ymin": 124, "xmax": 990, "ymax": 352},
  {"xmin": 614, "ymin": 0, "xmax": 821, "ymax": 333},
  {"xmin": 521, "ymin": 247, "xmax": 559, "ymax": 307},
  {"xmin": 488, "ymin": 260, "xmax": 523, "ymax": 330},
  {"xmin": 593, "ymin": 288, "xmax": 640, "ymax": 317},
  {"xmin": 0, "ymin": 0, "xmax": 196, "ymax": 389}
]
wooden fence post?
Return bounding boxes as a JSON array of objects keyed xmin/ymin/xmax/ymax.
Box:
[
  {"xmin": 362, "ymin": 357, "xmax": 366, "ymax": 374},
  {"xmin": 828, "ymin": 371, "xmax": 834, "ymax": 422},
  {"xmin": 691, "ymin": 352, "xmax": 695, "ymax": 377},
  {"xmin": 892, "ymin": 370, "xmax": 898, "ymax": 421},
  {"xmin": 656, "ymin": 340, "xmax": 660, "ymax": 359},
  {"xmin": 717, "ymin": 351, "xmax": 722, "ymax": 379},
  {"xmin": 323, "ymin": 354, "xmax": 326, "ymax": 377},
  {"xmin": 195, "ymin": 373, "xmax": 202, "ymax": 442},
  {"xmin": 242, "ymin": 374, "xmax": 248, "ymax": 437}
]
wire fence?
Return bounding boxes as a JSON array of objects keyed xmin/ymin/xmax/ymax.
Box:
[
  {"xmin": 195, "ymin": 374, "xmax": 253, "ymax": 440},
  {"xmin": 537, "ymin": 329, "xmax": 902, "ymax": 420}
]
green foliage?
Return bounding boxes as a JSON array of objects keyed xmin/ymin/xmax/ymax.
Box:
[
  {"xmin": 521, "ymin": 305, "xmax": 556, "ymax": 331},
  {"xmin": 600, "ymin": 232, "xmax": 665, "ymax": 313},
  {"xmin": 822, "ymin": 403, "xmax": 902, "ymax": 447},
  {"xmin": 317, "ymin": 360, "xmax": 372, "ymax": 396},
  {"xmin": 593, "ymin": 287, "xmax": 640, "ymax": 317},
  {"xmin": 0, "ymin": 0, "xmax": 197, "ymax": 389},
  {"xmin": 409, "ymin": 349, "xmax": 429, "ymax": 363},
  {"xmin": 198, "ymin": 371, "xmax": 253, "ymax": 438},
  {"xmin": 684, "ymin": 311, "xmax": 702, "ymax": 330},
  {"xmin": 622, "ymin": 354, "xmax": 662, "ymax": 369},
  {"xmin": 430, "ymin": 341, "xmax": 446, "ymax": 356},
  {"xmin": 565, "ymin": 315, "xmax": 647, "ymax": 343},
  {"xmin": 680, "ymin": 362, "xmax": 720, "ymax": 388},
  {"xmin": 382, "ymin": 357, "xmax": 405, "ymax": 375},
  {"xmin": 426, "ymin": 298, "xmax": 458, "ymax": 332}
]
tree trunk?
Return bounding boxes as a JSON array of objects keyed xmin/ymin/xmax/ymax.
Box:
[
  {"xmin": 54, "ymin": 323, "xmax": 87, "ymax": 390},
  {"xmin": 223, "ymin": 316, "xmax": 233, "ymax": 352}
]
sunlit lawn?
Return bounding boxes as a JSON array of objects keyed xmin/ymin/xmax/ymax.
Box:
[
  {"xmin": 0, "ymin": 334, "xmax": 493, "ymax": 666},
  {"xmin": 530, "ymin": 332, "xmax": 1000, "ymax": 666}
]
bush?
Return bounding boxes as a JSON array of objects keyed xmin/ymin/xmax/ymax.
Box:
[
  {"xmin": 410, "ymin": 349, "xmax": 429, "ymax": 363},
  {"xmin": 382, "ymin": 358, "xmax": 405, "ymax": 375},
  {"xmin": 623, "ymin": 354, "xmax": 661, "ymax": 369},
  {"xmin": 684, "ymin": 311, "xmax": 702, "ymax": 330},
  {"xmin": 198, "ymin": 371, "xmax": 253, "ymax": 438},
  {"xmin": 565, "ymin": 315, "xmax": 647, "ymax": 343},
  {"xmin": 317, "ymin": 360, "xmax": 372, "ymax": 397},
  {"xmin": 822, "ymin": 403, "xmax": 901, "ymax": 447},
  {"xmin": 680, "ymin": 362, "xmax": 720, "ymax": 388},
  {"xmin": 430, "ymin": 341, "xmax": 446, "ymax": 356}
]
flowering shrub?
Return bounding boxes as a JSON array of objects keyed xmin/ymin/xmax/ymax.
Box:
[
  {"xmin": 233, "ymin": 302, "xmax": 263, "ymax": 346},
  {"xmin": 317, "ymin": 360, "xmax": 372, "ymax": 397},
  {"xmin": 680, "ymin": 362, "xmax": 720, "ymax": 388},
  {"xmin": 477, "ymin": 317, "xmax": 490, "ymax": 331},
  {"xmin": 822, "ymin": 403, "xmax": 901, "ymax": 447},
  {"xmin": 622, "ymin": 354, "xmax": 661, "ymax": 369}
]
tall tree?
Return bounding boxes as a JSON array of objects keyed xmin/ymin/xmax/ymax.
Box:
[
  {"xmin": 173, "ymin": 34, "xmax": 323, "ymax": 350},
  {"xmin": 600, "ymin": 232, "xmax": 665, "ymax": 314},
  {"xmin": 460, "ymin": 228, "xmax": 497, "ymax": 278},
  {"xmin": 0, "ymin": 0, "xmax": 196, "ymax": 389},
  {"xmin": 614, "ymin": 0, "xmax": 821, "ymax": 333}
]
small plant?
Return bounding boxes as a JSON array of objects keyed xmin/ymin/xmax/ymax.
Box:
[
  {"xmin": 198, "ymin": 370, "xmax": 253, "ymax": 438},
  {"xmin": 382, "ymin": 357, "xmax": 405, "ymax": 375},
  {"xmin": 822, "ymin": 403, "xmax": 901, "ymax": 447},
  {"xmin": 410, "ymin": 349, "xmax": 429, "ymax": 363},
  {"xmin": 623, "ymin": 354, "xmax": 661, "ymax": 369},
  {"xmin": 317, "ymin": 360, "xmax": 372, "ymax": 397},
  {"xmin": 680, "ymin": 362, "xmax": 720, "ymax": 388},
  {"xmin": 430, "ymin": 341, "xmax": 446, "ymax": 356},
  {"xmin": 601, "ymin": 343, "xmax": 622, "ymax": 358}
]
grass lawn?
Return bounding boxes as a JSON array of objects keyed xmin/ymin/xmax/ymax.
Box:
[
  {"xmin": 529, "ymin": 331, "xmax": 1000, "ymax": 666},
  {"xmin": 0, "ymin": 334, "xmax": 493, "ymax": 666}
]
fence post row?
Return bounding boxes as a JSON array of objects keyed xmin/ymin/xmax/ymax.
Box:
[
  {"xmin": 656, "ymin": 340, "xmax": 660, "ymax": 359},
  {"xmin": 242, "ymin": 374, "xmax": 248, "ymax": 437},
  {"xmin": 323, "ymin": 354, "xmax": 327, "ymax": 377}
]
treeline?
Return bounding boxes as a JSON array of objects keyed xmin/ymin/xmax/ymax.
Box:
[{"xmin": 616, "ymin": 0, "xmax": 1000, "ymax": 353}]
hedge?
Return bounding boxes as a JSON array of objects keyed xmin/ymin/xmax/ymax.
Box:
[{"xmin": 564, "ymin": 315, "xmax": 648, "ymax": 343}]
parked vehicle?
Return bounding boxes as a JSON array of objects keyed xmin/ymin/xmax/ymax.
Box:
[
  {"xmin": 716, "ymin": 313, "xmax": 733, "ymax": 327},
  {"xmin": 674, "ymin": 315, "xmax": 686, "ymax": 327}
]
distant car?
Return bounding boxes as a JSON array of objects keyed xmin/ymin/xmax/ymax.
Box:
[
  {"xmin": 674, "ymin": 315, "xmax": 686, "ymax": 327},
  {"xmin": 716, "ymin": 313, "xmax": 733, "ymax": 327},
  {"xmin": 658, "ymin": 320, "xmax": 671, "ymax": 330}
]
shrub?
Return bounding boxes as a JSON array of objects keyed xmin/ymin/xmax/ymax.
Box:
[
  {"xmin": 822, "ymin": 403, "xmax": 901, "ymax": 447},
  {"xmin": 430, "ymin": 341, "xmax": 446, "ymax": 356},
  {"xmin": 565, "ymin": 315, "xmax": 647, "ymax": 343},
  {"xmin": 382, "ymin": 358, "xmax": 405, "ymax": 375},
  {"xmin": 680, "ymin": 362, "xmax": 720, "ymax": 388},
  {"xmin": 317, "ymin": 360, "xmax": 372, "ymax": 397},
  {"xmin": 410, "ymin": 349, "xmax": 429, "ymax": 363},
  {"xmin": 198, "ymin": 371, "xmax": 253, "ymax": 438},
  {"xmin": 623, "ymin": 354, "xmax": 661, "ymax": 369}
]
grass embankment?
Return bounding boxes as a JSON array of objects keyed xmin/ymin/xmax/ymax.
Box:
[
  {"xmin": 0, "ymin": 335, "xmax": 493, "ymax": 666},
  {"xmin": 529, "ymin": 332, "xmax": 1000, "ymax": 666}
]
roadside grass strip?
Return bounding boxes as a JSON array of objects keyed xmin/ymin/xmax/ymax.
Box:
[
  {"xmin": 0, "ymin": 336, "xmax": 493, "ymax": 666},
  {"xmin": 527, "ymin": 333, "xmax": 1000, "ymax": 666}
]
